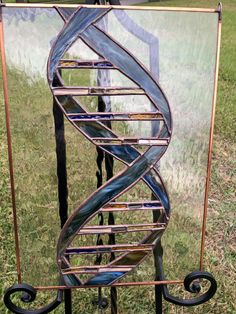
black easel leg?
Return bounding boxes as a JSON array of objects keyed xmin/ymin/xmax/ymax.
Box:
[
  {"xmin": 64, "ymin": 290, "xmax": 72, "ymax": 314},
  {"xmin": 154, "ymin": 247, "xmax": 164, "ymax": 314},
  {"xmin": 155, "ymin": 282, "xmax": 163, "ymax": 314},
  {"xmin": 153, "ymin": 207, "xmax": 164, "ymax": 314},
  {"xmin": 53, "ymin": 74, "xmax": 72, "ymax": 314}
]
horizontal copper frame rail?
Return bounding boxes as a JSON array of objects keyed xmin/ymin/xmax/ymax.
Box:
[
  {"xmin": 0, "ymin": 3, "xmax": 222, "ymax": 291},
  {"xmin": 34, "ymin": 280, "xmax": 183, "ymax": 291},
  {"xmin": 3, "ymin": 3, "xmax": 219, "ymax": 13}
]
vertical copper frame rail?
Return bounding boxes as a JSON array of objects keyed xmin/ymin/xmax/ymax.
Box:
[
  {"xmin": 0, "ymin": 5, "xmax": 22, "ymax": 283},
  {"xmin": 200, "ymin": 4, "xmax": 222, "ymax": 271}
]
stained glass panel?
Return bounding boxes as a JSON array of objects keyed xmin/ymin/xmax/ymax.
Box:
[{"xmin": 1, "ymin": 5, "xmax": 219, "ymax": 291}]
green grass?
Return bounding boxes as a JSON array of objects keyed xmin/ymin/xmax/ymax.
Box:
[
  {"xmin": 0, "ymin": 0, "xmax": 236, "ymax": 313},
  {"xmin": 142, "ymin": 0, "xmax": 236, "ymax": 143}
]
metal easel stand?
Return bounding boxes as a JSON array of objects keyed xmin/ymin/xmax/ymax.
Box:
[
  {"xmin": 153, "ymin": 242, "xmax": 217, "ymax": 313},
  {"xmin": 3, "ymin": 243, "xmax": 218, "ymax": 314}
]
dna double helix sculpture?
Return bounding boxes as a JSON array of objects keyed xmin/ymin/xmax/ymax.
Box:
[{"xmin": 47, "ymin": 7, "xmax": 172, "ymax": 287}]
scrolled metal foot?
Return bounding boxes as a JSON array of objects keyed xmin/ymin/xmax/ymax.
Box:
[
  {"xmin": 4, "ymin": 283, "xmax": 63, "ymax": 314},
  {"xmin": 92, "ymin": 296, "xmax": 109, "ymax": 310},
  {"xmin": 189, "ymin": 280, "xmax": 201, "ymax": 293},
  {"xmin": 157, "ymin": 256, "xmax": 217, "ymax": 307}
]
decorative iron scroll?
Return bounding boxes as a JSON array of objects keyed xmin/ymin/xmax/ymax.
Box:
[
  {"xmin": 48, "ymin": 6, "xmax": 172, "ymax": 287},
  {"xmin": 4, "ymin": 283, "xmax": 63, "ymax": 314}
]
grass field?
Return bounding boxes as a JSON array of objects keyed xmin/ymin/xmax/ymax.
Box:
[{"xmin": 0, "ymin": 0, "xmax": 235, "ymax": 313}]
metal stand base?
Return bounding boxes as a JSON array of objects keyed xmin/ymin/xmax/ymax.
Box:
[{"xmin": 3, "ymin": 260, "xmax": 217, "ymax": 314}]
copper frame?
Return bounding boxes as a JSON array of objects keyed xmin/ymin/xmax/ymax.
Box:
[
  {"xmin": 0, "ymin": 2, "xmax": 221, "ymax": 307},
  {"xmin": 34, "ymin": 279, "xmax": 183, "ymax": 291},
  {"xmin": 200, "ymin": 6, "xmax": 222, "ymax": 271},
  {"xmin": 0, "ymin": 5, "xmax": 22, "ymax": 284},
  {"xmin": 1, "ymin": 3, "xmax": 219, "ymax": 13}
]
